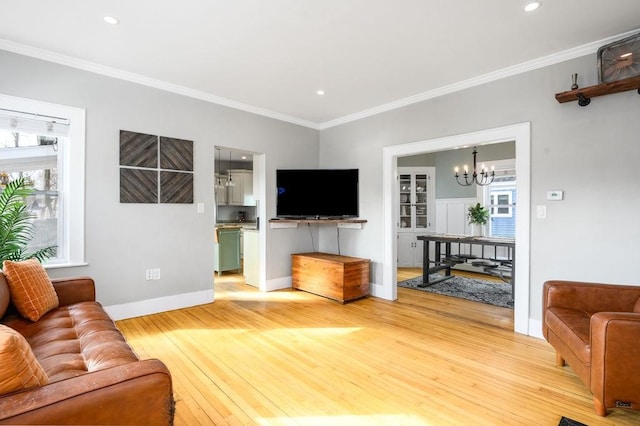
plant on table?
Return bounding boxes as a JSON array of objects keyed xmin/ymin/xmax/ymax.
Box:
[{"xmin": 467, "ymin": 203, "xmax": 489, "ymax": 226}]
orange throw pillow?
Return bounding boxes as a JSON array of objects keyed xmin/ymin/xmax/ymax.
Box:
[
  {"xmin": 2, "ymin": 259, "xmax": 58, "ymax": 322},
  {"xmin": 0, "ymin": 324, "xmax": 49, "ymax": 394}
]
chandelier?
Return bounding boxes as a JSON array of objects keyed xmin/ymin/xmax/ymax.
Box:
[{"xmin": 454, "ymin": 147, "xmax": 495, "ymax": 186}]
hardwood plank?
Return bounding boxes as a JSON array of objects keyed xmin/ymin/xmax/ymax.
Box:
[{"xmin": 116, "ymin": 273, "xmax": 640, "ymax": 425}]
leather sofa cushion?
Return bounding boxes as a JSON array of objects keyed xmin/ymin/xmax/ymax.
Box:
[
  {"xmin": 635, "ymin": 297, "xmax": 640, "ymax": 313},
  {"xmin": 2, "ymin": 301, "xmax": 138, "ymax": 383},
  {"xmin": 545, "ymin": 306, "xmax": 591, "ymax": 365},
  {"xmin": 0, "ymin": 324, "xmax": 49, "ymax": 394},
  {"xmin": 2, "ymin": 259, "xmax": 58, "ymax": 322}
]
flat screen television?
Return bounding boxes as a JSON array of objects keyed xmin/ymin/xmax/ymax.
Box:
[{"xmin": 276, "ymin": 169, "xmax": 359, "ymax": 218}]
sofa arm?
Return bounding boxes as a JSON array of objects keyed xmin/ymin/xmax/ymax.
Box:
[
  {"xmin": 0, "ymin": 359, "xmax": 173, "ymax": 425},
  {"xmin": 52, "ymin": 276, "xmax": 96, "ymax": 306},
  {"xmin": 590, "ymin": 312, "xmax": 640, "ymax": 413}
]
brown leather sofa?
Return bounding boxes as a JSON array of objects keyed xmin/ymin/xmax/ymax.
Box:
[
  {"xmin": 542, "ymin": 280, "xmax": 640, "ymax": 416},
  {"xmin": 0, "ymin": 273, "xmax": 174, "ymax": 425}
]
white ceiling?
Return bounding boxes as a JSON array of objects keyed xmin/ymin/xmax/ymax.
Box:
[{"xmin": 1, "ymin": 1, "xmax": 639, "ymax": 129}]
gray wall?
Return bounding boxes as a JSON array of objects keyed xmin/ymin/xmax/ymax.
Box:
[
  {"xmin": 319, "ymin": 53, "xmax": 640, "ymax": 323},
  {"xmin": 0, "ymin": 50, "xmax": 318, "ymax": 306}
]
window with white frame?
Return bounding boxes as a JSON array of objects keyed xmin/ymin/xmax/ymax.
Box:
[
  {"xmin": 478, "ymin": 158, "xmax": 516, "ymax": 239},
  {"xmin": 490, "ymin": 190, "xmax": 513, "ymax": 217},
  {"xmin": 0, "ymin": 94, "xmax": 85, "ymax": 266}
]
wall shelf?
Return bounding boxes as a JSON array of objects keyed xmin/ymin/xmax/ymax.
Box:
[
  {"xmin": 269, "ymin": 218, "xmax": 367, "ymax": 229},
  {"xmin": 555, "ymin": 76, "xmax": 640, "ymax": 106}
]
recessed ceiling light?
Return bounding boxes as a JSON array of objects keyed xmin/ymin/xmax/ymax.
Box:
[
  {"xmin": 103, "ymin": 16, "xmax": 119, "ymax": 25},
  {"xmin": 316, "ymin": 90, "xmax": 325, "ymax": 96},
  {"xmin": 523, "ymin": 1, "xmax": 541, "ymax": 12},
  {"xmin": 241, "ymin": 156, "xmax": 247, "ymax": 160}
]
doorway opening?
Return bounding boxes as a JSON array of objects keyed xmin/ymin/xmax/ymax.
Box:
[
  {"xmin": 213, "ymin": 147, "xmax": 266, "ymax": 293},
  {"xmin": 382, "ymin": 123, "xmax": 531, "ymax": 335}
]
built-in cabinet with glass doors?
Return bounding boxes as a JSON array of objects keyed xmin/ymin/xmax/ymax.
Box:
[{"xmin": 397, "ymin": 167, "xmax": 434, "ymax": 267}]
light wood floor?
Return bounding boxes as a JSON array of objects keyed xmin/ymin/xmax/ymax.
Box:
[{"xmin": 117, "ymin": 273, "xmax": 640, "ymax": 426}]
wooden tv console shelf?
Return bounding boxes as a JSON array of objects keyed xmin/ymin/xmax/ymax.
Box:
[
  {"xmin": 291, "ymin": 252, "xmax": 370, "ymax": 303},
  {"xmin": 269, "ymin": 218, "xmax": 367, "ymax": 229}
]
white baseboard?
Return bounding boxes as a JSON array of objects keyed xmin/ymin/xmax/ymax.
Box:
[
  {"xmin": 104, "ymin": 289, "xmax": 214, "ymax": 321},
  {"xmin": 528, "ymin": 319, "xmax": 544, "ymax": 339},
  {"xmin": 369, "ymin": 283, "xmax": 387, "ymax": 299},
  {"xmin": 265, "ymin": 276, "xmax": 292, "ymax": 291}
]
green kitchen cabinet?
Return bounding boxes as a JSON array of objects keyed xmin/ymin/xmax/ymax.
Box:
[{"xmin": 214, "ymin": 227, "xmax": 241, "ymax": 275}]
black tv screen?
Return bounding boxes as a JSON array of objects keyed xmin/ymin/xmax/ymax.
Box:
[{"xmin": 276, "ymin": 169, "xmax": 359, "ymax": 218}]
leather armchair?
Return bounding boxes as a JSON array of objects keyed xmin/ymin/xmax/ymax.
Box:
[{"xmin": 542, "ymin": 280, "xmax": 640, "ymax": 416}]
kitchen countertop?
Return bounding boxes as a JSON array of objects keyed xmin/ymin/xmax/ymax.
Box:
[{"xmin": 216, "ymin": 222, "xmax": 257, "ymax": 230}]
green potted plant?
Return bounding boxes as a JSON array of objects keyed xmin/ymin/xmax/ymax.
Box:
[
  {"xmin": 0, "ymin": 177, "xmax": 57, "ymax": 265},
  {"xmin": 467, "ymin": 203, "xmax": 489, "ymax": 236}
]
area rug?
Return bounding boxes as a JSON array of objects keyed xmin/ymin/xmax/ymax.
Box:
[{"xmin": 398, "ymin": 274, "xmax": 513, "ymax": 309}]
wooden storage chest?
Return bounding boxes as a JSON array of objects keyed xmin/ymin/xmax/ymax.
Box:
[{"xmin": 291, "ymin": 252, "xmax": 370, "ymax": 303}]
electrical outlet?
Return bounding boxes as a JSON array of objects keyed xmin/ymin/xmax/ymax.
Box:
[
  {"xmin": 152, "ymin": 268, "xmax": 161, "ymax": 280},
  {"xmin": 145, "ymin": 269, "xmax": 153, "ymax": 280}
]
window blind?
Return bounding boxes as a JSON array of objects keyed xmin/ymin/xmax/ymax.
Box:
[{"xmin": 0, "ymin": 108, "xmax": 69, "ymax": 137}]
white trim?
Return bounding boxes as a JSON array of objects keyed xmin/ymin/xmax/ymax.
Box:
[
  {"xmin": 104, "ymin": 289, "xmax": 214, "ymax": 321},
  {"xmin": 253, "ymin": 153, "xmax": 268, "ymax": 293},
  {"xmin": 383, "ymin": 122, "xmax": 531, "ymax": 335},
  {"xmin": 2, "ymin": 29, "xmax": 638, "ymax": 130}
]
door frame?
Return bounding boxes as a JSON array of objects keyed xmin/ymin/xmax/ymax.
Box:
[{"xmin": 381, "ymin": 122, "xmax": 531, "ymax": 335}]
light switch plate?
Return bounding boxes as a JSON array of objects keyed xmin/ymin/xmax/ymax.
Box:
[
  {"xmin": 536, "ymin": 205, "xmax": 547, "ymax": 219},
  {"xmin": 546, "ymin": 190, "xmax": 564, "ymax": 201},
  {"xmin": 197, "ymin": 203, "xmax": 205, "ymax": 213}
]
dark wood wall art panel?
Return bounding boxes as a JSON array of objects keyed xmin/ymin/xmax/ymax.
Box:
[
  {"xmin": 160, "ymin": 171, "xmax": 193, "ymax": 204},
  {"xmin": 120, "ymin": 168, "xmax": 158, "ymax": 203},
  {"xmin": 120, "ymin": 130, "xmax": 158, "ymax": 168},
  {"xmin": 160, "ymin": 137, "xmax": 193, "ymax": 171}
]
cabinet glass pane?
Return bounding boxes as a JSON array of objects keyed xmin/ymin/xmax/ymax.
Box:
[
  {"xmin": 399, "ymin": 173, "xmax": 411, "ymax": 228},
  {"xmin": 399, "ymin": 175, "xmax": 411, "ymax": 201},
  {"xmin": 415, "ymin": 174, "xmax": 427, "ymax": 191}
]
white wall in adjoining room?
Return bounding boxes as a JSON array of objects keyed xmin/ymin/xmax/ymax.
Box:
[
  {"xmin": 0, "ymin": 49, "xmax": 319, "ymax": 316},
  {"xmin": 318, "ymin": 53, "xmax": 640, "ymax": 334}
]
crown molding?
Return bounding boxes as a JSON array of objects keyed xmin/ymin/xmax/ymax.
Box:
[
  {"xmin": 317, "ymin": 28, "xmax": 640, "ymax": 130},
  {"xmin": 1, "ymin": 29, "xmax": 638, "ymax": 132},
  {"xmin": 0, "ymin": 39, "xmax": 320, "ymax": 130}
]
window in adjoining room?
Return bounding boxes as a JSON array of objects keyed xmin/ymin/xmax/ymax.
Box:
[{"xmin": 0, "ymin": 95, "xmax": 85, "ymax": 267}]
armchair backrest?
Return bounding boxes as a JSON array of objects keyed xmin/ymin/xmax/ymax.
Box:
[{"xmin": 544, "ymin": 280, "xmax": 640, "ymax": 315}]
